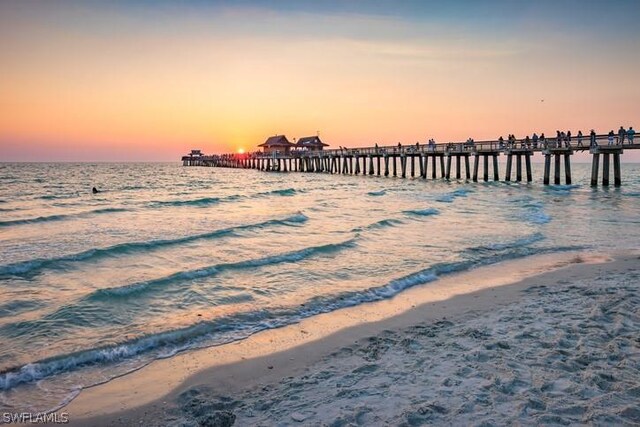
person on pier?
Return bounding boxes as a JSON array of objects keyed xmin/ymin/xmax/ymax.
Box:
[
  {"xmin": 532, "ymin": 133, "xmax": 539, "ymax": 148},
  {"xmin": 628, "ymin": 127, "xmax": 635, "ymax": 145},
  {"xmin": 608, "ymin": 130, "xmax": 615, "ymax": 146},
  {"xmin": 576, "ymin": 130, "xmax": 584, "ymax": 147},
  {"xmin": 498, "ymin": 136, "xmax": 504, "ymax": 149},
  {"xmin": 618, "ymin": 126, "xmax": 626, "ymax": 145},
  {"xmin": 565, "ymin": 130, "xmax": 572, "ymax": 147},
  {"xmin": 590, "ymin": 130, "xmax": 597, "ymax": 147}
]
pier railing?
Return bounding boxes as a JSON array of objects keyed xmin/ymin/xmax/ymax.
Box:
[
  {"xmin": 188, "ymin": 134, "xmax": 631, "ymax": 162},
  {"xmin": 183, "ymin": 133, "xmax": 637, "ymax": 187}
]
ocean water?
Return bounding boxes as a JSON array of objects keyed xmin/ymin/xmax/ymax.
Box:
[{"xmin": 0, "ymin": 162, "xmax": 639, "ymax": 413}]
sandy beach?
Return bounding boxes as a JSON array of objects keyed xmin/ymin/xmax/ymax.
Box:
[{"xmin": 56, "ymin": 251, "xmax": 639, "ymax": 426}]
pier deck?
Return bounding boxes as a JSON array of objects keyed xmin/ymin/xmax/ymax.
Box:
[{"xmin": 183, "ymin": 135, "xmax": 638, "ymax": 187}]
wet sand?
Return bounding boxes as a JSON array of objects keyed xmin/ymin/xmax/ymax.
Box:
[{"xmin": 61, "ymin": 251, "xmax": 640, "ymax": 426}]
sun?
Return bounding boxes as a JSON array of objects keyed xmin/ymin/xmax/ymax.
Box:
[{"xmin": 238, "ymin": 148, "xmax": 245, "ymax": 154}]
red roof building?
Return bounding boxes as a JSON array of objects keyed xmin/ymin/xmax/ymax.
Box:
[{"xmin": 258, "ymin": 135, "xmax": 294, "ymax": 154}]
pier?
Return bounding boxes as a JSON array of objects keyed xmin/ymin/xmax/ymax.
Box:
[{"xmin": 182, "ymin": 134, "xmax": 637, "ymax": 187}]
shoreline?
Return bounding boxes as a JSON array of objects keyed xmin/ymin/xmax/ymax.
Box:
[{"xmin": 58, "ymin": 249, "xmax": 637, "ymax": 426}]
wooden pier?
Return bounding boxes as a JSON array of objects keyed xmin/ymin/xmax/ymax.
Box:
[{"xmin": 182, "ymin": 135, "xmax": 637, "ymax": 187}]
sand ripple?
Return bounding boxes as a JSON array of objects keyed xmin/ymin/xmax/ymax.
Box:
[{"xmin": 169, "ymin": 269, "xmax": 640, "ymax": 426}]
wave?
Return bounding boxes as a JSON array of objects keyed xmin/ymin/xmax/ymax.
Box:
[
  {"xmin": 521, "ymin": 201, "xmax": 551, "ymax": 225},
  {"xmin": 435, "ymin": 188, "xmax": 472, "ymax": 203},
  {"xmin": 351, "ymin": 218, "xmax": 404, "ymax": 233},
  {"xmin": 467, "ymin": 233, "xmax": 545, "ymax": 252},
  {"xmin": 403, "ymin": 208, "xmax": 440, "ymax": 217},
  {"xmin": 37, "ymin": 194, "xmax": 79, "ymax": 201},
  {"xmin": 90, "ymin": 238, "xmax": 356, "ymax": 299},
  {"xmin": 367, "ymin": 218, "xmax": 403, "ymax": 229},
  {"xmin": 151, "ymin": 197, "xmax": 221, "ymax": 207},
  {"xmin": 543, "ymin": 184, "xmax": 580, "ymax": 193},
  {"xmin": 367, "ymin": 190, "xmax": 386, "ymax": 197},
  {"xmin": 260, "ymin": 188, "xmax": 299, "ymax": 197},
  {"xmin": 0, "ymin": 239, "xmax": 356, "ymax": 372},
  {"xmin": 0, "ymin": 300, "xmax": 41, "ymax": 317},
  {"xmin": 0, "ymin": 213, "xmax": 309, "ymax": 278},
  {"xmin": 148, "ymin": 188, "xmax": 299, "ymax": 208},
  {"xmin": 525, "ymin": 211, "xmax": 551, "ymax": 225},
  {"xmin": 0, "ymin": 235, "xmax": 580, "ymax": 394},
  {"xmin": 0, "ymin": 208, "xmax": 128, "ymax": 228}
]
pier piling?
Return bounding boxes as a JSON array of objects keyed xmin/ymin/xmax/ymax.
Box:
[
  {"xmin": 505, "ymin": 154, "xmax": 513, "ymax": 182},
  {"xmin": 483, "ymin": 155, "xmax": 489, "ymax": 182},
  {"xmin": 603, "ymin": 153, "xmax": 610, "ymax": 186},
  {"xmin": 614, "ymin": 152, "xmax": 621, "ymax": 186}
]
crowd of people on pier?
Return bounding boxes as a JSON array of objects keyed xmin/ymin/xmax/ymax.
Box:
[{"xmin": 370, "ymin": 126, "xmax": 636, "ymax": 155}]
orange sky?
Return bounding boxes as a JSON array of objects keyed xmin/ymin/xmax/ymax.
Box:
[{"xmin": 0, "ymin": 1, "xmax": 638, "ymax": 161}]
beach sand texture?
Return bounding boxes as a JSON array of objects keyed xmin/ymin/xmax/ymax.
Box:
[{"xmin": 74, "ymin": 253, "xmax": 640, "ymax": 426}]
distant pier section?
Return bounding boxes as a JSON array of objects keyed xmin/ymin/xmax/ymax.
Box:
[{"xmin": 182, "ymin": 131, "xmax": 638, "ymax": 187}]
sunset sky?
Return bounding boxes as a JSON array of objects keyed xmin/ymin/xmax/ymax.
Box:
[{"xmin": 0, "ymin": 0, "xmax": 638, "ymax": 161}]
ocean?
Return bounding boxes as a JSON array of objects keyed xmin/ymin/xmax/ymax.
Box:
[{"xmin": 0, "ymin": 162, "xmax": 639, "ymax": 413}]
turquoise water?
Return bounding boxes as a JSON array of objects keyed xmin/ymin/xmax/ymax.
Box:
[{"xmin": 0, "ymin": 162, "xmax": 639, "ymax": 412}]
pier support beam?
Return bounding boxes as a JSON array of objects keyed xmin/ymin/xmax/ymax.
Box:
[
  {"xmin": 525, "ymin": 153, "xmax": 532, "ymax": 182},
  {"xmin": 603, "ymin": 153, "xmax": 610, "ymax": 186},
  {"xmin": 613, "ymin": 152, "xmax": 621, "ymax": 187},
  {"xmin": 543, "ymin": 155, "xmax": 550, "ymax": 185},
  {"xmin": 422, "ymin": 155, "xmax": 428, "ymax": 179},
  {"xmin": 472, "ymin": 156, "xmax": 479, "ymax": 182},
  {"xmin": 590, "ymin": 153, "xmax": 600, "ymax": 186},
  {"xmin": 464, "ymin": 156, "xmax": 471, "ymax": 180},
  {"xmin": 483, "ymin": 155, "xmax": 489, "ymax": 182},
  {"xmin": 505, "ymin": 154, "xmax": 512, "ymax": 182},
  {"xmin": 564, "ymin": 153, "xmax": 572, "ymax": 185},
  {"xmin": 469, "ymin": 152, "xmax": 500, "ymax": 182},
  {"xmin": 542, "ymin": 149, "xmax": 573, "ymax": 185},
  {"xmin": 590, "ymin": 147, "xmax": 623, "ymax": 187}
]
